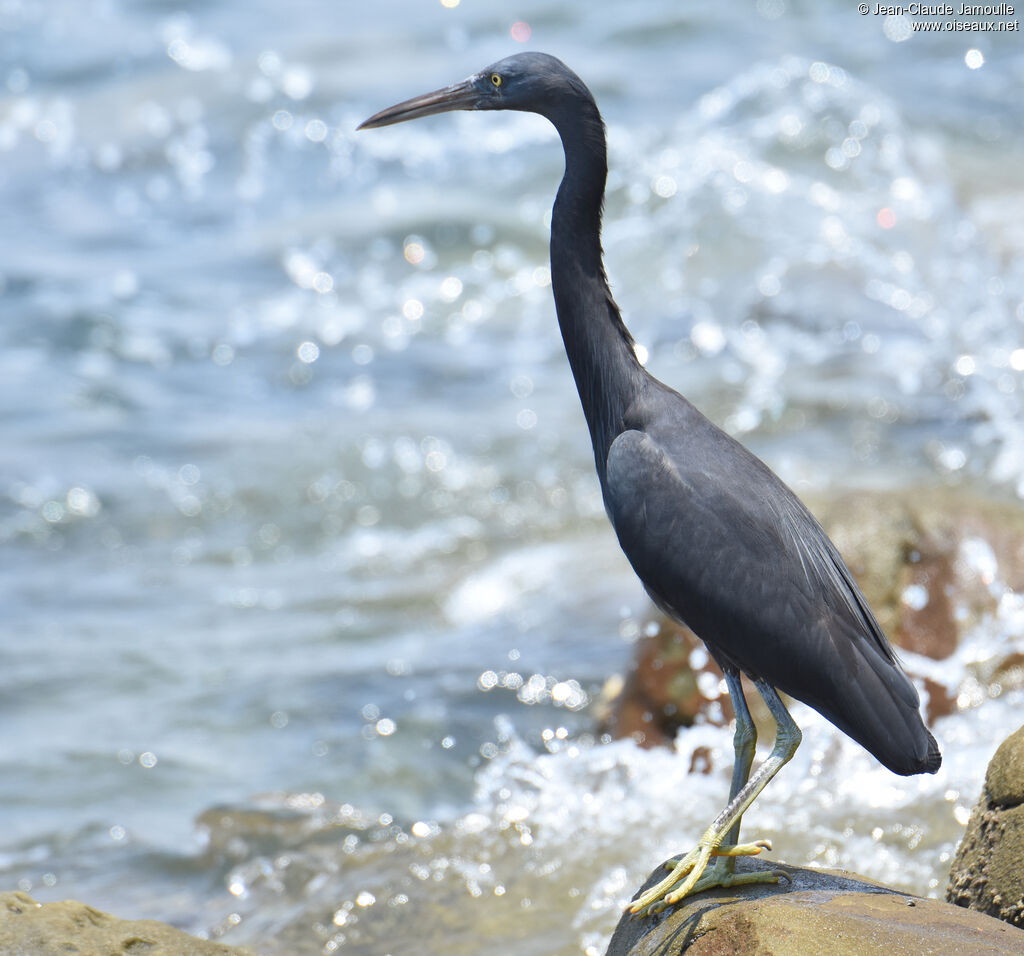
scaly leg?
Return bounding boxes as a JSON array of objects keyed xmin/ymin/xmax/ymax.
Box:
[
  {"xmin": 630, "ymin": 678, "xmax": 801, "ymax": 917},
  {"xmin": 722, "ymin": 669, "xmax": 758, "ymax": 853},
  {"xmin": 659, "ymin": 671, "xmax": 759, "ymax": 874},
  {"xmin": 656, "ymin": 670, "xmax": 774, "ymax": 890}
]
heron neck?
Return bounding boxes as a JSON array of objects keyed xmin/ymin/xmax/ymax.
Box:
[{"xmin": 549, "ymin": 104, "xmax": 644, "ymax": 472}]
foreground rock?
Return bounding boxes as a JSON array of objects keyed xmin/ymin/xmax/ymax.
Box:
[
  {"xmin": 948, "ymin": 724, "xmax": 1024, "ymax": 926},
  {"xmin": 607, "ymin": 858, "xmax": 1024, "ymax": 955},
  {"xmin": 0, "ymin": 892, "xmax": 260, "ymax": 956}
]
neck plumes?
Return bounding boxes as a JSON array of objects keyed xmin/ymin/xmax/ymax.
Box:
[{"xmin": 547, "ymin": 95, "xmax": 643, "ymax": 475}]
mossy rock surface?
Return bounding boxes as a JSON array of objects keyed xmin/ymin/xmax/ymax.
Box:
[
  {"xmin": 948, "ymin": 724, "xmax": 1024, "ymax": 927},
  {"xmin": 0, "ymin": 892, "xmax": 261, "ymax": 956},
  {"xmin": 608, "ymin": 859, "xmax": 1024, "ymax": 955}
]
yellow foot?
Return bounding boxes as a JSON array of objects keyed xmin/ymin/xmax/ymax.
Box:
[{"xmin": 629, "ymin": 839, "xmax": 778, "ymax": 918}]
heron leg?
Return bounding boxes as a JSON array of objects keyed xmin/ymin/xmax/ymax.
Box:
[
  {"xmin": 656, "ymin": 669, "xmax": 770, "ymax": 896},
  {"xmin": 630, "ymin": 678, "xmax": 800, "ymax": 917},
  {"xmin": 662, "ymin": 670, "xmax": 756, "ymax": 874},
  {"xmin": 722, "ymin": 669, "xmax": 757, "ymax": 853}
]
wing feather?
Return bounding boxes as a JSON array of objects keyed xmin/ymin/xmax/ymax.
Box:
[{"xmin": 603, "ymin": 416, "xmax": 938, "ymax": 775}]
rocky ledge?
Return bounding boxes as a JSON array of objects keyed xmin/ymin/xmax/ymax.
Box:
[
  {"xmin": 607, "ymin": 858, "xmax": 1024, "ymax": 955},
  {"xmin": 0, "ymin": 892, "xmax": 260, "ymax": 956},
  {"xmin": 948, "ymin": 724, "xmax": 1024, "ymax": 926}
]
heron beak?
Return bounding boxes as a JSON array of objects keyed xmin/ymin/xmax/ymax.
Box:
[{"xmin": 358, "ymin": 78, "xmax": 482, "ymax": 130}]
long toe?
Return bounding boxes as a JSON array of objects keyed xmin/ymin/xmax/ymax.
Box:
[
  {"xmin": 686, "ymin": 858, "xmax": 785, "ymax": 897},
  {"xmin": 659, "ymin": 839, "xmax": 770, "ymax": 871},
  {"xmin": 711, "ymin": 838, "xmax": 772, "ymax": 857},
  {"xmin": 631, "ymin": 838, "xmax": 773, "ymax": 916},
  {"xmin": 628, "ymin": 849, "xmax": 700, "ymax": 916}
]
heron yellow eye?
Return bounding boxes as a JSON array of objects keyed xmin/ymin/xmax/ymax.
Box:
[{"xmin": 490, "ymin": 73, "xmax": 502, "ymax": 87}]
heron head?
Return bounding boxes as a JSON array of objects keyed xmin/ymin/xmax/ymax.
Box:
[{"xmin": 358, "ymin": 52, "xmax": 587, "ymax": 130}]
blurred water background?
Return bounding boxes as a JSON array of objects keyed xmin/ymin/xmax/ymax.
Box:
[{"xmin": 2, "ymin": 0, "xmax": 1024, "ymax": 953}]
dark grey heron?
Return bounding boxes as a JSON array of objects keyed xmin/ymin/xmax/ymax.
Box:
[{"xmin": 358, "ymin": 52, "xmax": 940, "ymax": 916}]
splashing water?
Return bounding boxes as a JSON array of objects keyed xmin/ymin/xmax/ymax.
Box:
[{"xmin": 1, "ymin": 2, "xmax": 1023, "ymax": 954}]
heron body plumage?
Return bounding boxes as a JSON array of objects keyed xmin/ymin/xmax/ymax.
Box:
[
  {"xmin": 359, "ymin": 51, "xmax": 940, "ymax": 914},
  {"xmin": 603, "ymin": 403, "xmax": 939, "ymax": 777}
]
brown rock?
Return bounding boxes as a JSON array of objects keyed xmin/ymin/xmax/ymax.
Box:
[
  {"xmin": 608, "ymin": 858, "xmax": 1024, "ymax": 955},
  {"xmin": 895, "ymin": 547, "xmax": 959, "ymax": 659},
  {"xmin": 921, "ymin": 674, "xmax": 958, "ymax": 723},
  {"xmin": 599, "ymin": 625, "xmax": 729, "ymax": 748},
  {"xmin": 0, "ymin": 892, "xmax": 261, "ymax": 956},
  {"xmin": 948, "ymin": 724, "xmax": 1024, "ymax": 927},
  {"xmin": 811, "ymin": 487, "xmax": 1024, "ymax": 662}
]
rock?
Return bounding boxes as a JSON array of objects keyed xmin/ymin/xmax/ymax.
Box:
[
  {"xmin": 812, "ymin": 488, "xmax": 1024, "ymax": 667},
  {"xmin": 600, "ymin": 487, "xmax": 1024, "ymax": 744},
  {"xmin": 607, "ymin": 858, "xmax": 1024, "ymax": 955},
  {"xmin": 948, "ymin": 724, "xmax": 1024, "ymax": 927},
  {"xmin": 0, "ymin": 892, "xmax": 261, "ymax": 956},
  {"xmin": 597, "ymin": 625, "xmax": 730, "ymax": 748}
]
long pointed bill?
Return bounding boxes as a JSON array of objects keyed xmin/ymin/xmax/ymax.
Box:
[{"xmin": 358, "ymin": 78, "xmax": 481, "ymax": 130}]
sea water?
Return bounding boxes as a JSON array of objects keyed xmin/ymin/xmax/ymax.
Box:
[{"xmin": 2, "ymin": 1, "xmax": 1023, "ymax": 953}]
